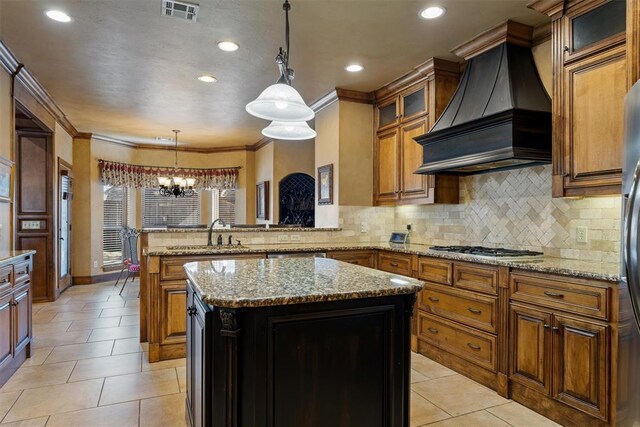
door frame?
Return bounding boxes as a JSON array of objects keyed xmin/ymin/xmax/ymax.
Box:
[{"xmin": 57, "ymin": 158, "xmax": 73, "ymax": 292}]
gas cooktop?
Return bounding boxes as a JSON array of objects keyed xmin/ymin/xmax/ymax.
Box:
[{"xmin": 429, "ymin": 246, "xmax": 544, "ymax": 261}]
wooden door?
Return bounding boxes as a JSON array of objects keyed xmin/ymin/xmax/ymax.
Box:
[
  {"xmin": 58, "ymin": 160, "xmax": 73, "ymax": 292},
  {"xmin": 186, "ymin": 284, "xmax": 206, "ymax": 427},
  {"xmin": 15, "ymin": 131, "xmax": 53, "ymax": 302},
  {"xmin": 562, "ymin": 45, "xmax": 626, "ymax": 195},
  {"xmin": 12, "ymin": 284, "xmax": 30, "ymax": 354},
  {"xmin": 0, "ymin": 293, "xmax": 12, "ymax": 371},
  {"xmin": 374, "ymin": 129, "xmax": 400, "ymax": 205},
  {"xmin": 186, "ymin": 284, "xmax": 196, "ymax": 425},
  {"xmin": 376, "ymin": 97, "xmax": 400, "ymax": 132},
  {"xmin": 509, "ymin": 304, "xmax": 552, "ymax": 395},
  {"xmin": 552, "ymin": 314, "xmax": 609, "ymax": 421},
  {"xmin": 399, "ymin": 84, "xmax": 427, "ymax": 123},
  {"xmin": 400, "ymin": 117, "xmax": 429, "ymax": 201},
  {"xmin": 160, "ymin": 282, "xmax": 187, "ymax": 346}
]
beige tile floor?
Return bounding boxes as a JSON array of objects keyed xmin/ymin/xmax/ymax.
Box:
[{"xmin": 0, "ymin": 280, "xmax": 560, "ymax": 426}]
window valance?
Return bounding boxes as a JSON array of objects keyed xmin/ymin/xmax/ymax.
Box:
[{"xmin": 98, "ymin": 160, "xmax": 239, "ymax": 190}]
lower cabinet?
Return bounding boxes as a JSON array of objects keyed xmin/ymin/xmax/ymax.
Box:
[
  {"xmin": 0, "ymin": 293, "xmax": 12, "ymax": 371},
  {"xmin": 510, "ymin": 303, "xmax": 610, "ymax": 422},
  {"xmin": 185, "ymin": 281, "xmax": 211, "ymax": 427},
  {"xmin": 327, "ymin": 251, "xmax": 377, "ymax": 268}
]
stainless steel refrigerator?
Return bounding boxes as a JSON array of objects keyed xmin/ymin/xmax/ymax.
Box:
[{"xmin": 619, "ymin": 80, "xmax": 640, "ymax": 425}]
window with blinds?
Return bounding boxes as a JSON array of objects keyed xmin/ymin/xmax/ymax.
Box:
[
  {"xmin": 212, "ymin": 189, "xmax": 236, "ymax": 225},
  {"xmin": 103, "ymin": 185, "xmax": 128, "ymax": 266},
  {"xmin": 143, "ymin": 188, "xmax": 201, "ymax": 227}
]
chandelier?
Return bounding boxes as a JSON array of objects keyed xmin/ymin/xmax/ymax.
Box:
[
  {"xmin": 157, "ymin": 130, "xmax": 196, "ymax": 198},
  {"xmin": 245, "ymin": 0, "xmax": 316, "ymax": 140}
]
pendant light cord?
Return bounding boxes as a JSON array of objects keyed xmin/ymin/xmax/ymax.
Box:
[
  {"xmin": 283, "ymin": 0, "xmax": 290, "ymax": 71},
  {"xmin": 172, "ymin": 130, "xmax": 180, "ymax": 170}
]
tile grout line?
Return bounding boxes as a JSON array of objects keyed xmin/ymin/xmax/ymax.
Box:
[
  {"xmin": 96, "ymin": 377, "xmax": 107, "ymax": 408},
  {"xmin": 0, "ymin": 389, "xmax": 24, "ymax": 424}
]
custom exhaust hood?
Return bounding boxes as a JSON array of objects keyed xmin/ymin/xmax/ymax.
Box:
[{"xmin": 415, "ymin": 21, "xmax": 552, "ymax": 176}]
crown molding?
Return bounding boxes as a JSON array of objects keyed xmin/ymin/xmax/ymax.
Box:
[
  {"xmin": 451, "ymin": 20, "xmax": 534, "ymax": 60},
  {"xmin": 309, "ymin": 88, "xmax": 375, "ymax": 114},
  {"xmin": 532, "ymin": 22, "xmax": 552, "ymax": 45},
  {"xmin": 374, "ymin": 57, "xmax": 460, "ymax": 101},
  {"xmin": 527, "ymin": 0, "xmax": 565, "ymax": 18},
  {"xmin": 1, "ymin": 40, "xmax": 78, "ymax": 137}
]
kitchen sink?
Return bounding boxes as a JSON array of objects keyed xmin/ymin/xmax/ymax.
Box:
[{"xmin": 166, "ymin": 245, "xmax": 248, "ymax": 250}]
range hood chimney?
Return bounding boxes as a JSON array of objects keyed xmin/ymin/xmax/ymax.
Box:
[{"xmin": 415, "ymin": 21, "xmax": 551, "ymax": 175}]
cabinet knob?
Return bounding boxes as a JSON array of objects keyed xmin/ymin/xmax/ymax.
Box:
[
  {"xmin": 187, "ymin": 305, "xmax": 197, "ymax": 316},
  {"xmin": 563, "ymin": 46, "xmax": 570, "ymax": 52}
]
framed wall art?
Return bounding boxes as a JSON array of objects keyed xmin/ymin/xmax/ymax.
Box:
[{"xmin": 317, "ymin": 164, "xmax": 333, "ymax": 205}]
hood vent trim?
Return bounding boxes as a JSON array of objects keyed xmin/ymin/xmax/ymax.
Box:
[{"xmin": 415, "ymin": 21, "xmax": 552, "ymax": 176}]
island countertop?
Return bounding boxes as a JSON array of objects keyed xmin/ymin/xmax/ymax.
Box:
[{"xmin": 184, "ymin": 257, "xmax": 424, "ymax": 308}]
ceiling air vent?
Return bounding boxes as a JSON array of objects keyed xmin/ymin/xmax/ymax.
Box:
[{"xmin": 161, "ymin": 0, "xmax": 199, "ymax": 22}]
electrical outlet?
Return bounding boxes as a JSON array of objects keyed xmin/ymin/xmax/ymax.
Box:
[
  {"xmin": 406, "ymin": 224, "xmax": 412, "ymax": 232},
  {"xmin": 360, "ymin": 223, "xmax": 368, "ymax": 233},
  {"xmin": 290, "ymin": 235, "xmax": 301, "ymax": 242},
  {"xmin": 278, "ymin": 235, "xmax": 289, "ymax": 242},
  {"xmin": 576, "ymin": 226, "xmax": 589, "ymax": 243},
  {"xmin": 93, "ymin": 261, "xmax": 98, "ymax": 268}
]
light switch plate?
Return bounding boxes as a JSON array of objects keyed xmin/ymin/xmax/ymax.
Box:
[
  {"xmin": 360, "ymin": 223, "xmax": 368, "ymax": 233},
  {"xmin": 278, "ymin": 235, "xmax": 289, "ymax": 242},
  {"xmin": 22, "ymin": 220, "xmax": 41, "ymax": 230}
]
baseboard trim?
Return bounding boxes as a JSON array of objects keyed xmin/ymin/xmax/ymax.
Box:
[{"xmin": 72, "ymin": 271, "xmax": 138, "ymax": 285}]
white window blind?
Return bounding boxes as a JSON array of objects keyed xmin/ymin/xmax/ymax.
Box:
[
  {"xmin": 143, "ymin": 188, "xmax": 201, "ymax": 227},
  {"xmin": 211, "ymin": 189, "xmax": 236, "ymax": 224},
  {"xmin": 103, "ymin": 185, "xmax": 128, "ymax": 266}
]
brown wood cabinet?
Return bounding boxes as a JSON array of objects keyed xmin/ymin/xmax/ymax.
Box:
[
  {"xmin": 373, "ymin": 59, "xmax": 460, "ymax": 206},
  {"xmin": 327, "ymin": 250, "xmax": 377, "ymax": 268},
  {"xmin": 146, "ymin": 253, "xmax": 266, "ymax": 362},
  {"xmin": 0, "ymin": 254, "xmax": 34, "ymax": 389},
  {"xmin": 508, "ymin": 271, "xmax": 616, "ymax": 424},
  {"xmin": 529, "ymin": 0, "xmax": 628, "ymax": 197}
]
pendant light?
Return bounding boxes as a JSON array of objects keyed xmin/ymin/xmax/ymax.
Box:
[
  {"xmin": 245, "ymin": 0, "xmax": 314, "ymax": 123},
  {"xmin": 158, "ymin": 130, "xmax": 196, "ymax": 198},
  {"xmin": 262, "ymin": 121, "xmax": 316, "ymax": 140}
]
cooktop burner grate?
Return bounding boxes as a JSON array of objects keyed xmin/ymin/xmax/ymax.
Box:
[{"xmin": 429, "ymin": 246, "xmax": 544, "ymax": 258}]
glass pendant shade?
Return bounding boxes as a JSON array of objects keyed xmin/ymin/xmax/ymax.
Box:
[
  {"xmin": 157, "ymin": 176, "xmax": 170, "ymax": 186},
  {"xmin": 246, "ymin": 83, "xmax": 315, "ymax": 122},
  {"xmin": 261, "ymin": 120, "xmax": 317, "ymax": 140}
]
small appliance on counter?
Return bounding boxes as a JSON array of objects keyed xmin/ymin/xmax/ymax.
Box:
[{"xmin": 389, "ymin": 232, "xmax": 409, "ymax": 246}]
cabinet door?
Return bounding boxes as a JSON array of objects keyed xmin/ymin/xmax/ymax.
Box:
[
  {"xmin": 400, "ymin": 118, "xmax": 429, "ymax": 201},
  {"xmin": 552, "ymin": 314, "xmax": 609, "ymax": 421},
  {"xmin": 562, "ymin": 45, "xmax": 626, "ymax": 194},
  {"xmin": 400, "ymin": 84, "xmax": 427, "ymax": 123},
  {"xmin": 186, "ymin": 283, "xmax": 206, "ymax": 427},
  {"xmin": 0, "ymin": 293, "xmax": 12, "ymax": 370},
  {"xmin": 375, "ymin": 129, "xmax": 400, "ymax": 204},
  {"xmin": 160, "ymin": 282, "xmax": 187, "ymax": 345},
  {"xmin": 12, "ymin": 285, "xmax": 30, "ymax": 353},
  {"xmin": 509, "ymin": 304, "xmax": 552, "ymax": 395},
  {"xmin": 186, "ymin": 284, "xmax": 195, "ymax": 424},
  {"xmin": 376, "ymin": 97, "xmax": 400, "ymax": 131}
]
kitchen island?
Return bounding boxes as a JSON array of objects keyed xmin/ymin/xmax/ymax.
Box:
[{"xmin": 184, "ymin": 257, "xmax": 423, "ymax": 427}]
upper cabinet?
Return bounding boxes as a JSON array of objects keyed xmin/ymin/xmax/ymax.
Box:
[
  {"xmin": 530, "ymin": 0, "xmax": 631, "ymax": 197},
  {"xmin": 373, "ymin": 59, "xmax": 461, "ymax": 206}
]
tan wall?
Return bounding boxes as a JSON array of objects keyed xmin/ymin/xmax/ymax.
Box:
[
  {"xmin": 338, "ymin": 101, "xmax": 373, "ymax": 206},
  {"xmin": 273, "ymin": 139, "xmax": 315, "ymax": 223},
  {"xmin": 532, "ymin": 39, "xmax": 552, "ymax": 97},
  {"xmin": 0, "ymin": 70, "xmax": 12, "ymax": 250},
  {"xmin": 314, "ymin": 102, "xmax": 340, "ymax": 227},
  {"xmin": 52, "ymin": 123, "xmax": 73, "ymax": 285},
  {"xmin": 255, "ymin": 142, "xmax": 274, "ymax": 224}
]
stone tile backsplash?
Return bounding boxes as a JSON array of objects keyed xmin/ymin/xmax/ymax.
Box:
[
  {"xmin": 148, "ymin": 166, "xmax": 621, "ymax": 263},
  {"xmin": 393, "ymin": 165, "xmax": 621, "ymax": 263}
]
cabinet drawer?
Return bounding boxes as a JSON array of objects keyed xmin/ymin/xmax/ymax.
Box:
[
  {"xmin": 417, "ymin": 312, "xmax": 497, "ymax": 372},
  {"xmin": 454, "ymin": 263, "xmax": 498, "ymax": 295},
  {"xmin": 160, "ymin": 254, "xmax": 267, "ymax": 281},
  {"xmin": 14, "ymin": 261, "xmax": 30, "ymax": 284},
  {"xmin": 0, "ymin": 267, "xmax": 11, "ymax": 290},
  {"xmin": 510, "ymin": 273, "xmax": 609, "ymax": 320},
  {"xmin": 417, "ymin": 258, "xmax": 452, "ymax": 285},
  {"xmin": 378, "ymin": 252, "xmax": 412, "ymax": 276},
  {"xmin": 327, "ymin": 251, "xmax": 376, "ymax": 269},
  {"xmin": 420, "ymin": 285, "xmax": 498, "ymax": 333}
]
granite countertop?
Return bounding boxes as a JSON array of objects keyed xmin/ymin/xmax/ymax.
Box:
[
  {"xmin": 0, "ymin": 250, "xmax": 36, "ymax": 264},
  {"xmin": 147, "ymin": 242, "xmax": 621, "ymax": 282},
  {"xmin": 184, "ymin": 257, "xmax": 424, "ymax": 308},
  {"xmin": 142, "ymin": 227, "xmax": 341, "ymax": 233}
]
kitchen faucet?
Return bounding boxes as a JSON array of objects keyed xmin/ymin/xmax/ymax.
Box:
[{"xmin": 207, "ymin": 218, "xmax": 227, "ymax": 246}]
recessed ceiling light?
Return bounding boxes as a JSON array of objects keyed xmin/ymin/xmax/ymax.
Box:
[
  {"xmin": 345, "ymin": 64, "xmax": 364, "ymax": 73},
  {"xmin": 217, "ymin": 41, "xmax": 239, "ymax": 52},
  {"xmin": 420, "ymin": 6, "xmax": 446, "ymax": 19},
  {"xmin": 45, "ymin": 10, "xmax": 72, "ymax": 23},
  {"xmin": 198, "ymin": 75, "xmax": 217, "ymax": 83}
]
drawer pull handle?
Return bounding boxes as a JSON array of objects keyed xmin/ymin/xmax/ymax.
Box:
[
  {"xmin": 467, "ymin": 307, "xmax": 482, "ymax": 314},
  {"xmin": 427, "ymin": 327, "xmax": 439, "ymax": 334},
  {"xmin": 467, "ymin": 343, "xmax": 481, "ymax": 351},
  {"xmin": 552, "ymin": 326, "xmax": 560, "ymax": 332},
  {"xmin": 544, "ymin": 324, "xmax": 550, "ymax": 329},
  {"xmin": 544, "ymin": 291, "xmax": 564, "ymax": 298},
  {"xmin": 390, "ymin": 262, "xmax": 399, "ymax": 267},
  {"xmin": 428, "ymin": 296, "xmax": 440, "ymax": 302}
]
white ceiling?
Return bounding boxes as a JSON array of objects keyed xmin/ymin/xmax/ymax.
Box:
[{"xmin": 0, "ymin": 0, "xmax": 548, "ymax": 148}]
